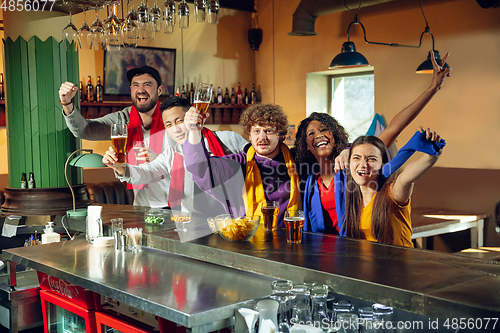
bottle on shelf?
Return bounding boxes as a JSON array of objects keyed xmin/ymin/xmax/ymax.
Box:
[
  {"xmin": 21, "ymin": 172, "xmax": 27, "ymax": 189},
  {"xmin": 251, "ymin": 84, "xmax": 257, "ymax": 104},
  {"xmin": 230, "ymin": 87, "xmax": 236, "ymax": 105},
  {"xmin": 28, "ymin": 172, "xmax": 35, "ymax": 189},
  {"xmin": 224, "ymin": 88, "xmax": 230, "ymax": 105},
  {"xmin": 0, "ymin": 73, "xmax": 5, "ymax": 100},
  {"xmin": 210, "ymin": 84, "xmax": 215, "ymax": 104},
  {"xmin": 176, "ymin": 87, "xmax": 180, "ymax": 97},
  {"xmin": 189, "ymin": 82, "xmax": 195, "ymax": 104},
  {"xmin": 217, "ymin": 87, "xmax": 223, "ymax": 104},
  {"xmin": 181, "ymin": 85, "xmax": 187, "ymax": 99},
  {"xmin": 236, "ymin": 83, "xmax": 243, "ymax": 105},
  {"xmin": 86, "ymin": 76, "xmax": 94, "ymax": 102},
  {"xmin": 96, "ymin": 76, "xmax": 104, "ymax": 103},
  {"xmin": 79, "ymin": 81, "xmax": 85, "ymax": 102},
  {"xmin": 244, "ymin": 88, "xmax": 249, "ymax": 105}
]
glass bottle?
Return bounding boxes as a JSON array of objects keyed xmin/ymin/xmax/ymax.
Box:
[
  {"xmin": 224, "ymin": 87, "xmax": 230, "ymax": 105},
  {"xmin": 230, "ymin": 87, "xmax": 236, "ymax": 105},
  {"xmin": 86, "ymin": 76, "xmax": 94, "ymax": 102},
  {"xmin": 251, "ymin": 83, "xmax": 257, "ymax": 104},
  {"xmin": 181, "ymin": 84, "xmax": 187, "ymax": 99},
  {"xmin": 28, "ymin": 172, "xmax": 35, "ymax": 189},
  {"xmin": 96, "ymin": 76, "xmax": 104, "ymax": 102},
  {"xmin": 79, "ymin": 81, "xmax": 85, "ymax": 102},
  {"xmin": 244, "ymin": 87, "xmax": 249, "ymax": 105},
  {"xmin": 236, "ymin": 82, "xmax": 243, "ymax": 105},
  {"xmin": 189, "ymin": 82, "xmax": 195, "ymax": 104},
  {"xmin": 217, "ymin": 87, "xmax": 223, "ymax": 104},
  {"xmin": 21, "ymin": 172, "xmax": 27, "ymax": 189}
]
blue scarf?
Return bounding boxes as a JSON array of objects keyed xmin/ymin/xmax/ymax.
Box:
[{"xmin": 305, "ymin": 131, "xmax": 446, "ymax": 236}]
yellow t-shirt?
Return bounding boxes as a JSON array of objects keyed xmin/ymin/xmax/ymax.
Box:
[{"xmin": 359, "ymin": 192, "xmax": 413, "ymax": 247}]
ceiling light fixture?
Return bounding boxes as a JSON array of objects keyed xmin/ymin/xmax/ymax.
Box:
[{"xmin": 329, "ymin": 0, "xmax": 450, "ymax": 74}]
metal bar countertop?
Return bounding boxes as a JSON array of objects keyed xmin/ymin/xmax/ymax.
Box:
[{"xmin": 4, "ymin": 204, "xmax": 499, "ymax": 328}]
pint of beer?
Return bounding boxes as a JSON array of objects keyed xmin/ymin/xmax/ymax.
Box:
[
  {"xmin": 111, "ymin": 124, "xmax": 128, "ymax": 165},
  {"xmin": 284, "ymin": 210, "xmax": 305, "ymax": 244},
  {"xmin": 193, "ymin": 83, "xmax": 213, "ymax": 129},
  {"xmin": 262, "ymin": 201, "xmax": 279, "ymax": 231}
]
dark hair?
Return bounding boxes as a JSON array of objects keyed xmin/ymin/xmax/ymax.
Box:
[
  {"xmin": 160, "ymin": 97, "xmax": 191, "ymax": 114},
  {"xmin": 239, "ymin": 104, "xmax": 289, "ymax": 141},
  {"xmin": 294, "ymin": 112, "xmax": 349, "ymax": 165},
  {"xmin": 344, "ymin": 135, "xmax": 398, "ymax": 244}
]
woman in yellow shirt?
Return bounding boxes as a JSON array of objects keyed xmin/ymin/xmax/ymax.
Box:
[{"xmin": 344, "ymin": 128, "xmax": 444, "ymax": 247}]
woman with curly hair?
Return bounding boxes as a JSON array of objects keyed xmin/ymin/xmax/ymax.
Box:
[
  {"xmin": 295, "ymin": 50, "xmax": 451, "ymax": 235},
  {"xmin": 183, "ymin": 103, "xmax": 300, "ymax": 227}
]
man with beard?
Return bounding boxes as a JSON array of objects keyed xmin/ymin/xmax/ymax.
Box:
[{"xmin": 58, "ymin": 66, "xmax": 168, "ymax": 207}]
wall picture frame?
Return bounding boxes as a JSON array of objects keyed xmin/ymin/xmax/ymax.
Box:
[{"xmin": 104, "ymin": 46, "xmax": 176, "ymax": 97}]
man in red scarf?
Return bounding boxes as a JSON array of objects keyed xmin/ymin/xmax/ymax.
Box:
[{"xmin": 58, "ymin": 66, "xmax": 168, "ymax": 207}]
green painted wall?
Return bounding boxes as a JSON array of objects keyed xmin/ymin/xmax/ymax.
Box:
[{"xmin": 5, "ymin": 36, "xmax": 81, "ymax": 188}]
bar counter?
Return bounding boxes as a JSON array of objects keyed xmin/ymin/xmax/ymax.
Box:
[{"xmin": 3, "ymin": 204, "xmax": 500, "ymax": 331}]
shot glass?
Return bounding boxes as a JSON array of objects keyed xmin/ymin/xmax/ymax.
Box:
[
  {"xmin": 110, "ymin": 218, "xmax": 123, "ymax": 235},
  {"xmin": 284, "ymin": 210, "xmax": 305, "ymax": 243},
  {"xmin": 262, "ymin": 201, "xmax": 279, "ymax": 231}
]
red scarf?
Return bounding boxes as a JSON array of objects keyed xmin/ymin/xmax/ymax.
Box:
[
  {"xmin": 126, "ymin": 102, "xmax": 164, "ymax": 190},
  {"xmin": 167, "ymin": 128, "xmax": 225, "ymax": 209},
  {"xmin": 201, "ymin": 128, "xmax": 225, "ymax": 157}
]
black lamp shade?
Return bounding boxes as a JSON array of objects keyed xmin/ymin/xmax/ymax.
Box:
[
  {"xmin": 416, "ymin": 50, "xmax": 450, "ymax": 74},
  {"xmin": 329, "ymin": 42, "xmax": 369, "ymax": 69}
]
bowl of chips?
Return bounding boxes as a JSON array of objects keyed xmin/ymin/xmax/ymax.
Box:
[{"xmin": 207, "ymin": 214, "xmax": 261, "ymax": 242}]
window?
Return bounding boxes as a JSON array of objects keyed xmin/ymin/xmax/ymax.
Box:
[{"xmin": 330, "ymin": 72, "xmax": 374, "ymax": 140}]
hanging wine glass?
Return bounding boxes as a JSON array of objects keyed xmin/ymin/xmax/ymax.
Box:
[
  {"xmin": 122, "ymin": 0, "xmax": 140, "ymax": 47},
  {"xmin": 194, "ymin": 0, "xmax": 206, "ymax": 23},
  {"xmin": 90, "ymin": 5, "xmax": 105, "ymax": 51},
  {"xmin": 78, "ymin": 7, "xmax": 92, "ymax": 49},
  {"xmin": 62, "ymin": 7, "xmax": 78, "ymax": 52},
  {"xmin": 104, "ymin": 2, "xmax": 122, "ymax": 51},
  {"xmin": 207, "ymin": 0, "xmax": 220, "ymax": 25},
  {"xmin": 150, "ymin": 1, "xmax": 162, "ymax": 33},
  {"xmin": 178, "ymin": 0, "xmax": 189, "ymax": 29},
  {"xmin": 138, "ymin": 0, "xmax": 154, "ymax": 40},
  {"xmin": 163, "ymin": 0, "xmax": 175, "ymax": 34}
]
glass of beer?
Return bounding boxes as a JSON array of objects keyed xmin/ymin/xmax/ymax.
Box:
[
  {"xmin": 111, "ymin": 124, "xmax": 128, "ymax": 166},
  {"xmin": 193, "ymin": 83, "xmax": 213, "ymax": 129},
  {"xmin": 284, "ymin": 210, "xmax": 305, "ymax": 244},
  {"xmin": 262, "ymin": 201, "xmax": 279, "ymax": 231}
]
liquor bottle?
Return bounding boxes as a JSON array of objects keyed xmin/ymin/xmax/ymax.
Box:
[
  {"xmin": 210, "ymin": 84, "xmax": 215, "ymax": 104},
  {"xmin": 181, "ymin": 85, "xmax": 187, "ymax": 99},
  {"xmin": 28, "ymin": 172, "xmax": 35, "ymax": 189},
  {"xmin": 189, "ymin": 82, "xmax": 195, "ymax": 104},
  {"xmin": 230, "ymin": 87, "xmax": 236, "ymax": 105},
  {"xmin": 251, "ymin": 84, "xmax": 257, "ymax": 104},
  {"xmin": 79, "ymin": 81, "xmax": 85, "ymax": 102},
  {"xmin": 236, "ymin": 83, "xmax": 243, "ymax": 105},
  {"xmin": 0, "ymin": 73, "xmax": 5, "ymax": 100},
  {"xmin": 176, "ymin": 87, "xmax": 180, "ymax": 96},
  {"xmin": 244, "ymin": 88, "xmax": 249, "ymax": 105},
  {"xmin": 217, "ymin": 87, "xmax": 223, "ymax": 104},
  {"xmin": 224, "ymin": 88, "xmax": 230, "ymax": 105},
  {"xmin": 96, "ymin": 76, "xmax": 104, "ymax": 103},
  {"xmin": 86, "ymin": 76, "xmax": 94, "ymax": 102},
  {"xmin": 21, "ymin": 173, "xmax": 27, "ymax": 189}
]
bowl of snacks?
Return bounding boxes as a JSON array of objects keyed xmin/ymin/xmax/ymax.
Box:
[
  {"xmin": 144, "ymin": 208, "xmax": 166, "ymax": 225},
  {"xmin": 207, "ymin": 214, "xmax": 261, "ymax": 242}
]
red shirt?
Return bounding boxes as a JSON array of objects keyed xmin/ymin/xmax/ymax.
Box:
[{"xmin": 318, "ymin": 176, "xmax": 339, "ymax": 234}]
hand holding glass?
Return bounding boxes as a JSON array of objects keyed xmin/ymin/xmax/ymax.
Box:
[
  {"xmin": 193, "ymin": 83, "xmax": 213, "ymax": 129},
  {"xmin": 111, "ymin": 124, "xmax": 128, "ymax": 165}
]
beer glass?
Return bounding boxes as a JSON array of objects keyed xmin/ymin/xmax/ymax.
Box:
[
  {"xmin": 193, "ymin": 83, "xmax": 213, "ymax": 129},
  {"xmin": 111, "ymin": 124, "xmax": 128, "ymax": 166},
  {"xmin": 262, "ymin": 201, "xmax": 279, "ymax": 231},
  {"xmin": 284, "ymin": 210, "xmax": 305, "ymax": 244}
]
